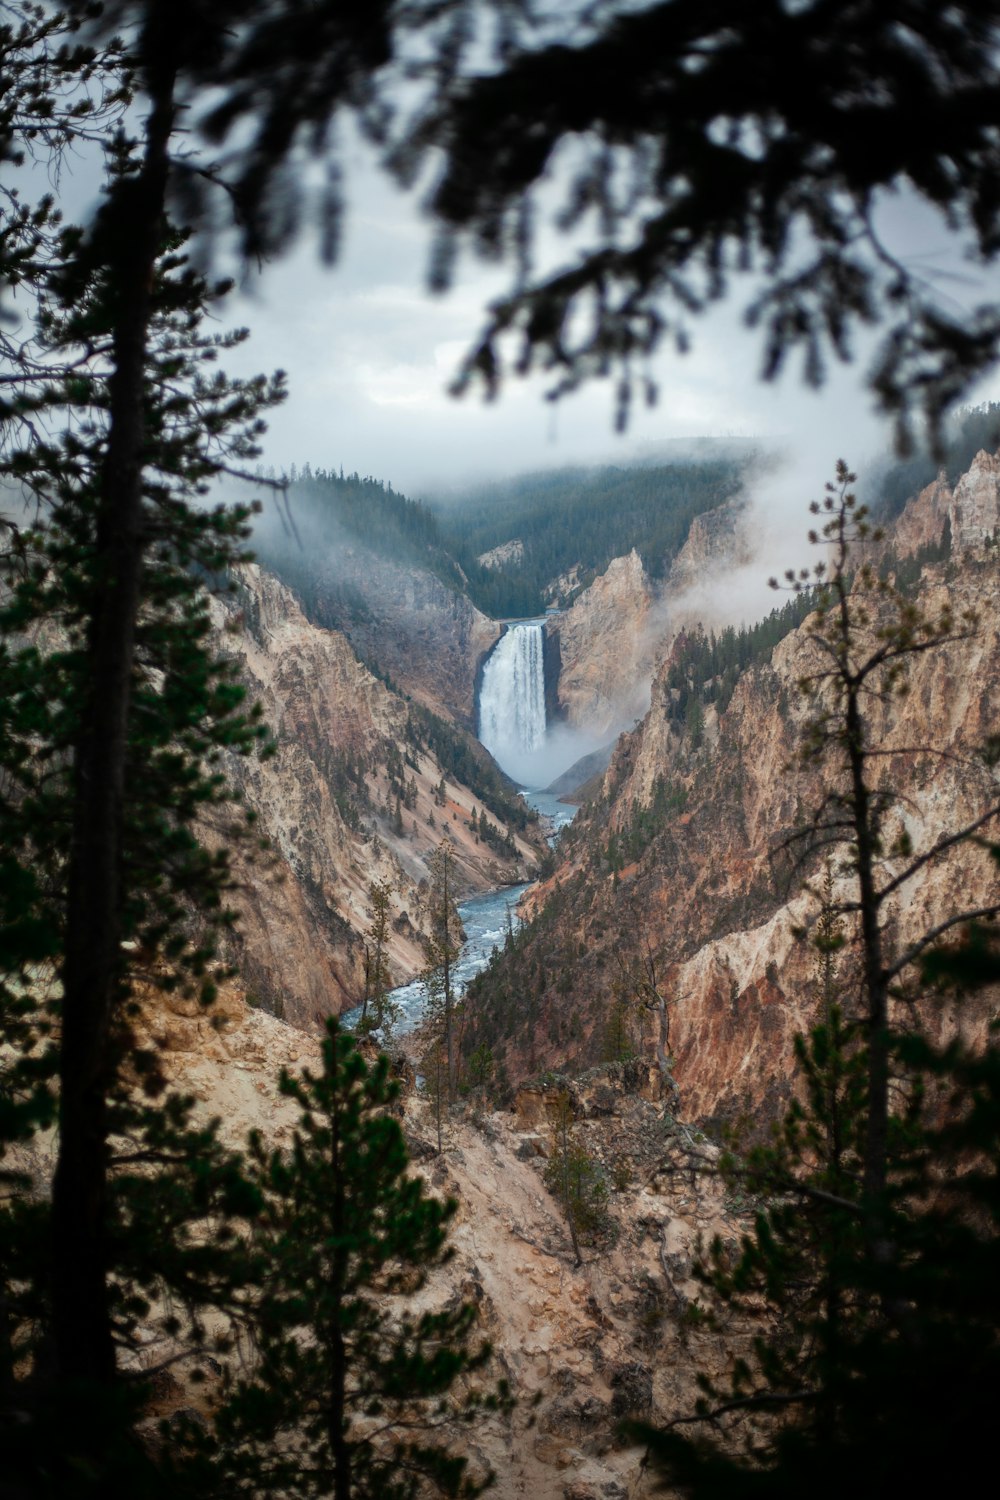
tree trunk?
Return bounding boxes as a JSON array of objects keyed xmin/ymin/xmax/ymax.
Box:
[
  {"xmin": 442, "ymin": 852, "xmax": 454, "ymax": 1103},
  {"xmin": 844, "ymin": 684, "xmax": 889, "ymax": 1204},
  {"xmin": 327, "ymin": 1103, "xmax": 353, "ymax": 1500},
  {"xmin": 50, "ymin": 36, "xmax": 178, "ymax": 1388}
]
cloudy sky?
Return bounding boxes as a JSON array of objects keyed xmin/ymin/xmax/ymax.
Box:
[
  {"xmin": 41, "ymin": 103, "xmax": 1000, "ymax": 511},
  {"xmin": 213, "ymin": 147, "xmax": 1000, "ymax": 503}
]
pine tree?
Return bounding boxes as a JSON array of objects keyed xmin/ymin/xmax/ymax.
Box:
[
  {"xmin": 423, "ymin": 840, "xmax": 462, "ymax": 1105},
  {"xmin": 4, "ymin": 0, "xmax": 409, "ymax": 1410},
  {"xmin": 421, "ymin": 1033, "xmax": 449, "ymax": 1161},
  {"xmin": 543, "ymin": 1091, "xmax": 611, "ymax": 1268},
  {"xmin": 634, "ymin": 465, "xmax": 1000, "ymax": 1492},
  {"xmin": 684, "ymin": 692, "xmax": 704, "ymax": 749},
  {"xmin": 601, "ymin": 996, "xmax": 636, "ymax": 1064},
  {"xmin": 357, "ymin": 879, "xmax": 400, "ymax": 1049},
  {"xmin": 0, "ymin": 153, "xmax": 281, "ymax": 1493},
  {"xmin": 201, "ymin": 1021, "xmax": 498, "ymax": 1500},
  {"xmin": 781, "ymin": 464, "xmax": 995, "ymax": 1212},
  {"xmin": 639, "ymin": 1025, "xmax": 1000, "ymax": 1497}
]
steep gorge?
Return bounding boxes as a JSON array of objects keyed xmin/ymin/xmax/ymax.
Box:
[
  {"xmin": 205, "ymin": 565, "xmax": 547, "ymax": 1027},
  {"xmin": 197, "ymin": 452, "xmax": 1000, "ymax": 1090},
  {"xmin": 462, "ymin": 454, "xmax": 1000, "ymax": 1124},
  {"xmin": 14, "ymin": 455, "xmax": 997, "ymax": 1500}
]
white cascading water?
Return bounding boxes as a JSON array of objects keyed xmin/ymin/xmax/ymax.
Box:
[{"xmin": 478, "ymin": 622, "xmax": 547, "ymax": 782}]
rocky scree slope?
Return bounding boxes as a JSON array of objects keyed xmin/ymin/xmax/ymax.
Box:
[
  {"xmin": 70, "ymin": 981, "xmax": 755, "ymax": 1500},
  {"xmin": 463, "ymin": 455, "xmax": 1000, "ymax": 1123}
]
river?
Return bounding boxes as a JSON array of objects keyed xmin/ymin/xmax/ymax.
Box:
[{"xmin": 344, "ymin": 789, "xmax": 576, "ymax": 1038}]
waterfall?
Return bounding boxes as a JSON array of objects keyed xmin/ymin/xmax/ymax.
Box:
[{"xmin": 478, "ymin": 622, "xmax": 547, "ymax": 781}]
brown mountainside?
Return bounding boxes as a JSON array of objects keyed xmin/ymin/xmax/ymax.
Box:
[
  {"xmin": 255, "ymin": 532, "xmax": 499, "ymax": 728},
  {"xmin": 205, "ymin": 565, "xmax": 545, "ymax": 1027},
  {"xmin": 77, "ymin": 979, "xmax": 738, "ymax": 1500},
  {"xmin": 316, "ymin": 545, "xmax": 499, "ymax": 728},
  {"xmin": 547, "ymin": 549, "xmax": 657, "ymax": 737},
  {"xmin": 544, "ymin": 494, "xmax": 754, "ymax": 746},
  {"xmin": 462, "ymin": 454, "xmax": 1000, "ymax": 1124}
]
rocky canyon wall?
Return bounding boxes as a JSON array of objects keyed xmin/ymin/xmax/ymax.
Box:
[
  {"xmin": 207, "ymin": 566, "xmax": 545, "ymax": 1028},
  {"xmin": 467, "ymin": 454, "xmax": 1000, "ymax": 1124},
  {"xmin": 321, "ymin": 547, "xmax": 500, "ymax": 728},
  {"xmin": 254, "ymin": 525, "xmax": 500, "ymax": 728},
  {"xmin": 545, "ymin": 496, "xmax": 754, "ymax": 747},
  {"xmin": 887, "ymin": 447, "xmax": 1000, "ymax": 559},
  {"xmin": 546, "ymin": 549, "xmax": 657, "ymax": 738}
]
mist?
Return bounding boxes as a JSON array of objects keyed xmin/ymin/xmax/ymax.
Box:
[
  {"xmin": 636, "ymin": 425, "xmax": 901, "ymax": 659},
  {"xmin": 485, "ymin": 722, "xmax": 614, "ymax": 794}
]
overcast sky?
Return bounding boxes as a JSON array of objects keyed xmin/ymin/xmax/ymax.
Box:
[
  {"xmin": 40, "ymin": 108, "xmax": 1000, "ymax": 517},
  {"xmin": 212, "ymin": 151, "xmax": 1000, "ymax": 507}
]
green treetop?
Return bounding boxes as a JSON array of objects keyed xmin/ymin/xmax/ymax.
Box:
[
  {"xmin": 634, "ymin": 465, "xmax": 1000, "ymax": 1494},
  {"xmin": 358, "ymin": 879, "xmax": 401, "ymax": 1049},
  {"xmin": 202, "ymin": 1020, "xmax": 498, "ymax": 1500}
]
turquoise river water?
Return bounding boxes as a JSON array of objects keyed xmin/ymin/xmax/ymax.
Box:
[{"xmin": 344, "ymin": 790, "xmax": 576, "ymax": 1037}]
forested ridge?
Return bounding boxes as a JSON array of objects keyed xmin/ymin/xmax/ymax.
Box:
[
  {"xmin": 251, "ymin": 455, "xmax": 753, "ymax": 621},
  {"xmin": 427, "ymin": 456, "xmax": 752, "ymax": 616},
  {"xmin": 251, "ymin": 467, "xmax": 466, "ymax": 608},
  {"xmin": 254, "ymin": 419, "xmax": 992, "ymax": 626}
]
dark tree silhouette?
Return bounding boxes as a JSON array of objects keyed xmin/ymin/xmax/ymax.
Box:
[
  {"xmin": 202, "ymin": 1021, "xmax": 497, "ymax": 1500},
  {"xmin": 391, "ymin": 1, "xmax": 1000, "ymax": 446},
  {"xmin": 631, "ymin": 469, "xmax": 1000, "ymax": 1494}
]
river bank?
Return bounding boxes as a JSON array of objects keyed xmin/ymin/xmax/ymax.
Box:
[{"xmin": 345, "ymin": 790, "xmax": 576, "ymax": 1040}]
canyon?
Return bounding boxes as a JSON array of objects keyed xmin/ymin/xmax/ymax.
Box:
[
  {"xmin": 6, "ymin": 17, "xmax": 999, "ymax": 1488},
  {"xmin": 153, "ymin": 448, "xmax": 995, "ymax": 1498},
  {"xmin": 465, "ymin": 453, "xmax": 1000, "ymax": 1129},
  {"xmin": 205, "ymin": 564, "xmax": 547, "ymax": 1027},
  {"xmin": 23, "ymin": 443, "xmax": 991, "ymax": 1497},
  {"xmin": 207, "ymin": 450, "xmax": 1000, "ymax": 1117}
]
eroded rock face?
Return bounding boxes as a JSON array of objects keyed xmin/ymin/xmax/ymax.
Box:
[
  {"xmin": 125, "ymin": 990, "xmax": 745, "ymax": 1500},
  {"xmin": 478, "ymin": 538, "xmax": 525, "ymax": 570},
  {"xmin": 548, "ymin": 551, "xmax": 657, "ymax": 737},
  {"xmin": 667, "ymin": 496, "xmax": 753, "ymax": 591},
  {"xmin": 207, "ymin": 566, "xmax": 544, "ymax": 1028},
  {"xmin": 950, "ymin": 447, "xmax": 1000, "ymax": 547},
  {"xmin": 475, "ymin": 462, "xmax": 1000, "ymax": 1123},
  {"xmin": 891, "ymin": 449, "xmax": 1000, "ymax": 558},
  {"xmin": 292, "ymin": 545, "xmax": 499, "ymax": 729},
  {"xmin": 546, "ymin": 498, "xmax": 757, "ymax": 745},
  {"xmin": 892, "ymin": 472, "xmax": 952, "ymax": 556}
]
